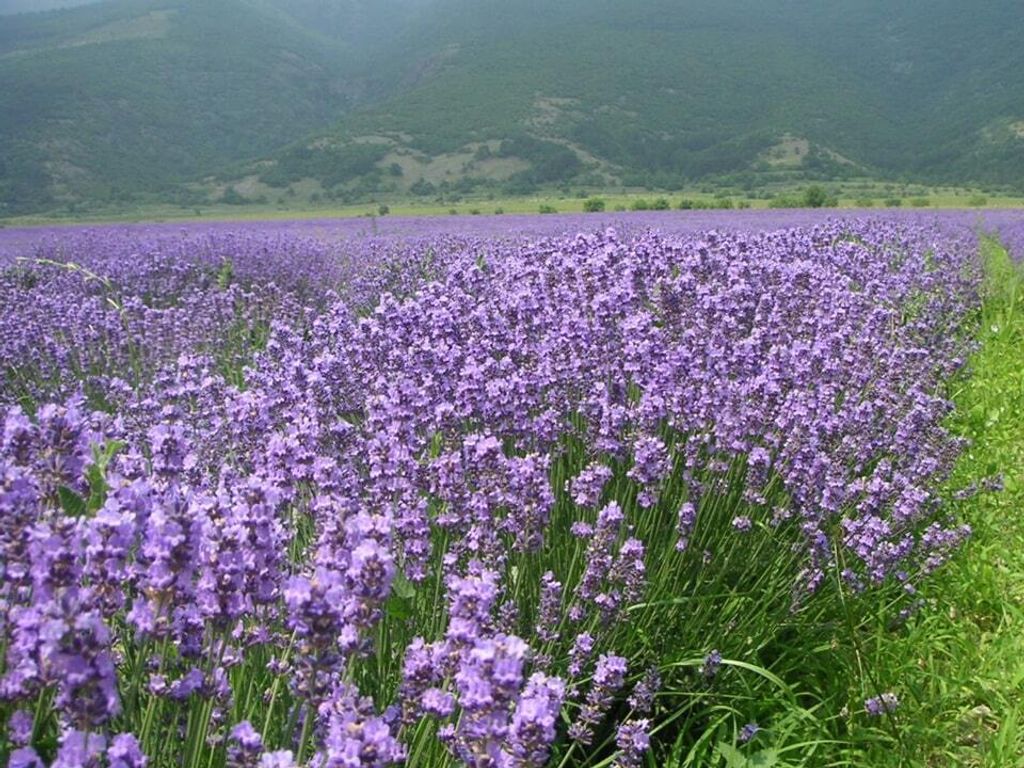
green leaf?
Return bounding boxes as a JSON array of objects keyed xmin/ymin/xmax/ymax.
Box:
[
  {"xmin": 429, "ymin": 431, "xmax": 444, "ymax": 459},
  {"xmin": 749, "ymin": 749, "xmax": 780, "ymax": 768},
  {"xmin": 217, "ymin": 259, "xmax": 234, "ymax": 290},
  {"xmin": 85, "ymin": 464, "xmax": 108, "ymax": 513},
  {"xmin": 84, "ymin": 439, "xmax": 125, "ymax": 513},
  {"xmin": 384, "ymin": 595, "xmax": 414, "ymax": 621},
  {"xmin": 57, "ymin": 486, "xmax": 88, "ymax": 518},
  {"xmin": 391, "ymin": 570, "xmax": 417, "ymax": 601},
  {"xmin": 716, "ymin": 742, "xmax": 748, "ymax": 768}
]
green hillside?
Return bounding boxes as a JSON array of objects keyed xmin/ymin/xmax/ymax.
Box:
[
  {"xmin": 2, "ymin": 0, "xmax": 1023, "ymax": 215},
  {"xmin": 291, "ymin": 0, "xmax": 1024, "ymax": 194},
  {"xmin": 0, "ymin": 0, "xmax": 370, "ymax": 213}
]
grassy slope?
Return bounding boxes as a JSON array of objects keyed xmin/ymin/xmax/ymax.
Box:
[{"xmin": 864, "ymin": 237, "xmax": 1024, "ymax": 766}]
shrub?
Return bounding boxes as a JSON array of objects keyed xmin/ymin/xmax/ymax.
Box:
[
  {"xmin": 221, "ymin": 187, "xmax": 249, "ymax": 205},
  {"xmin": 583, "ymin": 197, "xmax": 606, "ymax": 213},
  {"xmin": 802, "ymin": 186, "xmax": 830, "ymax": 208}
]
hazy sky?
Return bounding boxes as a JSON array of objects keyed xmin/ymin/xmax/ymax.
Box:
[{"xmin": 0, "ymin": 0, "xmax": 103, "ymax": 14}]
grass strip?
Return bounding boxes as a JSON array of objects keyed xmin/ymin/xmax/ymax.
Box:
[{"xmin": 863, "ymin": 236, "xmax": 1024, "ymax": 766}]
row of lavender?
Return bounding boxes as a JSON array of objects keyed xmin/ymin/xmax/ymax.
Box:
[
  {"xmin": 996, "ymin": 216, "xmax": 1024, "ymax": 262},
  {"xmin": 0, "ymin": 216, "xmax": 988, "ymax": 766},
  {"xmin": 0, "ymin": 228, "xmax": 468, "ymax": 409}
]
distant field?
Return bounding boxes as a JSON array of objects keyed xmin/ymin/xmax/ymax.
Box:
[{"xmin": 5, "ymin": 187, "xmax": 1024, "ymax": 229}]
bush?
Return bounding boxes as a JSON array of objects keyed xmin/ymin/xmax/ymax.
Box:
[
  {"xmin": 677, "ymin": 199, "xmax": 694, "ymax": 210},
  {"xmin": 802, "ymin": 186, "xmax": 830, "ymax": 208},
  {"xmin": 377, "ymin": 204, "xmax": 390, "ymax": 216},
  {"xmin": 538, "ymin": 204, "xmax": 558, "ymax": 214},
  {"xmin": 220, "ymin": 187, "xmax": 249, "ymax": 205},
  {"xmin": 652, "ymin": 198, "xmax": 671, "ymax": 210},
  {"xmin": 909, "ymin": 197, "xmax": 930, "ymax": 208},
  {"xmin": 631, "ymin": 199, "xmax": 652, "ymax": 211},
  {"xmin": 968, "ymin": 195, "xmax": 989, "ymax": 207},
  {"xmin": 884, "ymin": 197, "xmax": 903, "ymax": 207},
  {"xmin": 410, "ymin": 179, "xmax": 437, "ymax": 197},
  {"xmin": 583, "ymin": 197, "xmax": 606, "ymax": 213}
]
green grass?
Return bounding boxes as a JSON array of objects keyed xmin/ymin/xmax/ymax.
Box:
[
  {"xmin": 5, "ymin": 189, "xmax": 1024, "ymax": 229},
  {"xmin": 848, "ymin": 237, "xmax": 1024, "ymax": 766}
]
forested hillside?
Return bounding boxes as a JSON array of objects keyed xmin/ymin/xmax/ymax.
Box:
[{"xmin": 2, "ymin": 0, "xmax": 1022, "ymax": 214}]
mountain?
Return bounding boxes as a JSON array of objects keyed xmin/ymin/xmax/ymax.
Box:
[
  {"xmin": 0, "ymin": 0, "xmax": 392, "ymax": 213},
  {"xmin": 2, "ymin": 0, "xmax": 1023, "ymax": 215},
  {"xmin": 0, "ymin": 1, "xmax": 104, "ymax": 13},
  {"xmin": 280, "ymin": 0, "xmax": 1024, "ymax": 196}
]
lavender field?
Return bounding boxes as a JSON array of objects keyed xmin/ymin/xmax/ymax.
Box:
[{"xmin": 0, "ymin": 210, "xmax": 1021, "ymax": 767}]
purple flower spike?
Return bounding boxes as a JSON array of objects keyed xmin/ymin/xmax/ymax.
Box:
[
  {"xmin": 865, "ymin": 692, "xmax": 900, "ymax": 716},
  {"xmin": 613, "ymin": 718, "xmax": 651, "ymax": 768},
  {"xmin": 739, "ymin": 721, "xmax": 760, "ymax": 743}
]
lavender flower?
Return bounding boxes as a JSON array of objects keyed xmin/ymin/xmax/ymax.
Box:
[
  {"xmin": 228, "ymin": 721, "xmax": 264, "ymax": 768},
  {"xmin": 318, "ymin": 683, "xmax": 406, "ymax": 768},
  {"xmin": 732, "ymin": 516, "xmax": 753, "ymax": 532},
  {"xmin": 504, "ymin": 673, "xmax": 566, "ymax": 767},
  {"xmin": 9, "ymin": 748, "xmax": 45, "ymax": 768},
  {"xmin": 52, "ymin": 729, "xmax": 107, "ymax": 768},
  {"xmin": 627, "ymin": 668, "xmax": 661, "ymax": 714},
  {"xmin": 702, "ymin": 649, "xmax": 722, "ymax": 679},
  {"xmin": 865, "ymin": 692, "xmax": 900, "ymax": 716},
  {"xmin": 675, "ymin": 502, "xmax": 696, "ymax": 552},
  {"xmin": 107, "ymin": 735, "xmax": 148, "ymax": 768},
  {"xmin": 569, "ymin": 653, "xmax": 628, "ymax": 746},
  {"xmin": 613, "ymin": 719, "xmax": 651, "ymax": 768}
]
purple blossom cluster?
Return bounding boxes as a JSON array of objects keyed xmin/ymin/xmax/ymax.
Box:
[
  {"xmin": 991, "ymin": 214, "xmax": 1024, "ymax": 263},
  {"xmin": 0, "ymin": 213, "xmax": 989, "ymax": 766},
  {"xmin": 864, "ymin": 692, "xmax": 900, "ymax": 716}
]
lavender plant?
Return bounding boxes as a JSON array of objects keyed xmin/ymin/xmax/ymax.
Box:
[{"xmin": 0, "ymin": 214, "xmax": 991, "ymax": 766}]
